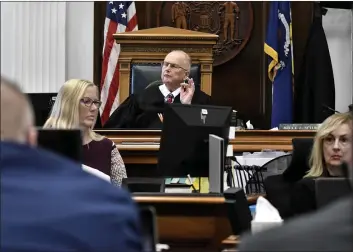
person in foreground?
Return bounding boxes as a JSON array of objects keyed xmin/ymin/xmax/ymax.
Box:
[
  {"xmin": 237, "ymin": 193, "xmax": 352, "ymax": 251},
  {"xmin": 44, "ymin": 79, "xmax": 127, "ymax": 186},
  {"xmin": 103, "ymin": 50, "xmax": 211, "ymax": 129},
  {"xmin": 290, "ymin": 112, "xmax": 353, "ymax": 216},
  {"xmin": 0, "ymin": 77, "xmax": 142, "ymax": 251}
]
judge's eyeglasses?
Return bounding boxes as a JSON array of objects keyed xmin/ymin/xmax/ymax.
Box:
[
  {"xmin": 80, "ymin": 97, "xmax": 102, "ymax": 108},
  {"xmin": 161, "ymin": 61, "xmax": 187, "ymax": 71}
]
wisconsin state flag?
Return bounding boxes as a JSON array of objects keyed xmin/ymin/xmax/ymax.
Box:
[{"xmin": 264, "ymin": 1, "xmax": 294, "ymax": 128}]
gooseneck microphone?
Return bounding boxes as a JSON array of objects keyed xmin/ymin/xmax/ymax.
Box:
[{"xmin": 322, "ymin": 104, "xmax": 341, "ymax": 114}]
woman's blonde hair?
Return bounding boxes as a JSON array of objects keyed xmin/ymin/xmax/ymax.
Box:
[
  {"xmin": 306, "ymin": 112, "xmax": 353, "ymax": 177},
  {"xmin": 43, "ymin": 79, "xmax": 104, "ymax": 141}
]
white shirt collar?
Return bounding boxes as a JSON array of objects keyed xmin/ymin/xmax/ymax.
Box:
[{"xmin": 159, "ymin": 84, "xmax": 181, "ymax": 98}]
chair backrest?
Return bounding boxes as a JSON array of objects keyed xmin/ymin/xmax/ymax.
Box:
[
  {"xmin": 263, "ymin": 174, "xmax": 294, "ymax": 219},
  {"xmin": 139, "ymin": 206, "xmax": 158, "ymax": 252},
  {"xmin": 130, "ymin": 63, "xmax": 201, "ymax": 95},
  {"xmin": 145, "ymin": 80, "xmax": 163, "ymax": 90},
  {"xmin": 282, "ymin": 138, "xmax": 314, "ymax": 182}
]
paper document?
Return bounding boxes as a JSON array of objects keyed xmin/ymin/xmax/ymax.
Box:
[{"xmin": 82, "ymin": 164, "xmax": 111, "ymax": 183}]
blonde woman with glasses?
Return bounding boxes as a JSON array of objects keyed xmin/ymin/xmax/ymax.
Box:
[
  {"xmin": 290, "ymin": 112, "xmax": 353, "ymax": 217},
  {"xmin": 44, "ymin": 79, "xmax": 127, "ymax": 186}
]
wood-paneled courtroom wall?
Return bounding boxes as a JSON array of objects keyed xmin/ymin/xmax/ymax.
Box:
[{"xmin": 93, "ymin": 1, "xmax": 314, "ymax": 129}]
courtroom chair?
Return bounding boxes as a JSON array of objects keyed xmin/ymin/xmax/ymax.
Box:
[
  {"xmin": 139, "ymin": 206, "xmax": 159, "ymax": 252},
  {"xmin": 263, "ymin": 173, "xmax": 295, "ymax": 219},
  {"xmin": 145, "ymin": 80, "xmax": 163, "ymax": 90},
  {"xmin": 282, "ymin": 138, "xmax": 314, "ymax": 182},
  {"xmin": 130, "ymin": 63, "xmax": 201, "ymax": 95},
  {"xmin": 263, "ymin": 138, "xmax": 314, "ymax": 219}
]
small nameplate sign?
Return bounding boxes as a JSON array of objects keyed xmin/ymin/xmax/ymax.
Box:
[{"xmin": 279, "ymin": 124, "xmax": 321, "ymax": 130}]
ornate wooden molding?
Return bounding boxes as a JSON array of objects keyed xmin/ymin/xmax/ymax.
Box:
[
  {"xmin": 121, "ymin": 46, "xmax": 212, "ymax": 54},
  {"xmin": 114, "ymin": 26, "xmax": 218, "ymax": 42}
]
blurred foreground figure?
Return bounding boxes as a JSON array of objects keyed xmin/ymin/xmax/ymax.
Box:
[{"xmin": 0, "ymin": 77, "xmax": 142, "ymax": 252}]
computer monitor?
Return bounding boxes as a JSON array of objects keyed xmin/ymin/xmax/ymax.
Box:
[
  {"xmin": 315, "ymin": 177, "xmax": 351, "ymax": 209},
  {"xmin": 27, "ymin": 93, "xmax": 57, "ymax": 126},
  {"xmin": 37, "ymin": 129, "xmax": 82, "ymax": 163},
  {"xmin": 157, "ymin": 104, "xmax": 232, "ymax": 177}
]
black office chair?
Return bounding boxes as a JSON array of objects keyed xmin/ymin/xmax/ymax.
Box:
[
  {"xmin": 263, "ymin": 138, "xmax": 314, "ymax": 219},
  {"xmin": 139, "ymin": 206, "xmax": 158, "ymax": 252},
  {"xmin": 282, "ymin": 138, "xmax": 314, "ymax": 182},
  {"xmin": 130, "ymin": 63, "xmax": 201, "ymax": 95}
]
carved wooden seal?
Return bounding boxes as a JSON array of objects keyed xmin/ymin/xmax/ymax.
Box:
[{"xmin": 157, "ymin": 1, "xmax": 254, "ymax": 66}]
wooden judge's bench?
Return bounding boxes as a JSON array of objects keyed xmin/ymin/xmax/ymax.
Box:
[{"xmin": 96, "ymin": 129, "xmax": 316, "ymax": 164}]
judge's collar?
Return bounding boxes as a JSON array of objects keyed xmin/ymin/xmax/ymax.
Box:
[{"xmin": 159, "ymin": 84, "xmax": 180, "ymax": 98}]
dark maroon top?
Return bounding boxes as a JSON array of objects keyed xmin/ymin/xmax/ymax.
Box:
[{"xmin": 82, "ymin": 138, "xmax": 113, "ymax": 176}]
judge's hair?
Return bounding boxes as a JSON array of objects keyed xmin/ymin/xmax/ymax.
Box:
[
  {"xmin": 306, "ymin": 112, "xmax": 353, "ymax": 178},
  {"xmin": 1, "ymin": 76, "xmax": 35, "ymax": 143},
  {"xmin": 44, "ymin": 79, "xmax": 103, "ymax": 141}
]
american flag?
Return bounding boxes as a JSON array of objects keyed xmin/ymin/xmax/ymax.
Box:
[{"xmin": 100, "ymin": 1, "xmax": 138, "ymax": 126}]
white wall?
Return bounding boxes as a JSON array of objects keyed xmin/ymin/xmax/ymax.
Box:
[
  {"xmin": 0, "ymin": 2, "xmax": 94, "ymax": 93},
  {"xmin": 323, "ymin": 8, "xmax": 353, "ymax": 112},
  {"xmin": 66, "ymin": 2, "xmax": 94, "ymax": 81}
]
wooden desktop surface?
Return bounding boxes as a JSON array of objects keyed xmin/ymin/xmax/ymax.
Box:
[
  {"xmin": 132, "ymin": 193, "xmax": 262, "ymax": 251},
  {"xmin": 133, "ymin": 194, "xmax": 260, "ymax": 204}
]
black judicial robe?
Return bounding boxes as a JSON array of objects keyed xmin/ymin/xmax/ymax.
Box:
[
  {"xmin": 103, "ymin": 85, "xmax": 211, "ymax": 129},
  {"xmin": 293, "ymin": 14, "xmax": 335, "ymax": 123}
]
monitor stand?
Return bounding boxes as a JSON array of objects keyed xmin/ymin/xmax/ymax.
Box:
[{"xmin": 209, "ymin": 134, "xmax": 225, "ymax": 194}]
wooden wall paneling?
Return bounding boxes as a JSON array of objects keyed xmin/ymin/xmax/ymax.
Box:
[
  {"xmin": 291, "ymin": 2, "xmax": 314, "ymax": 80},
  {"xmin": 212, "ymin": 2, "xmax": 268, "ymax": 128}
]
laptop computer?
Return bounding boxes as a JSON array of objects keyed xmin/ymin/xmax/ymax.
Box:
[
  {"xmin": 37, "ymin": 129, "xmax": 82, "ymax": 163},
  {"xmin": 315, "ymin": 177, "xmax": 352, "ymax": 209}
]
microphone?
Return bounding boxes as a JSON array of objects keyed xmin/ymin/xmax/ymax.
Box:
[
  {"xmin": 322, "ymin": 104, "xmax": 341, "ymax": 114},
  {"xmin": 348, "ymin": 104, "xmax": 353, "ymax": 112}
]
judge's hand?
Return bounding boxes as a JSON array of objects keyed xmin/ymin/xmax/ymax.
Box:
[{"xmin": 180, "ymin": 78, "xmax": 195, "ymax": 105}]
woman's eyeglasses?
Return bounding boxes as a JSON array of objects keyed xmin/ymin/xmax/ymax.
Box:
[{"xmin": 80, "ymin": 97, "xmax": 102, "ymax": 108}]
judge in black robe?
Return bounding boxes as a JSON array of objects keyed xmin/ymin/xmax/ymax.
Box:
[{"xmin": 103, "ymin": 50, "xmax": 211, "ymax": 129}]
